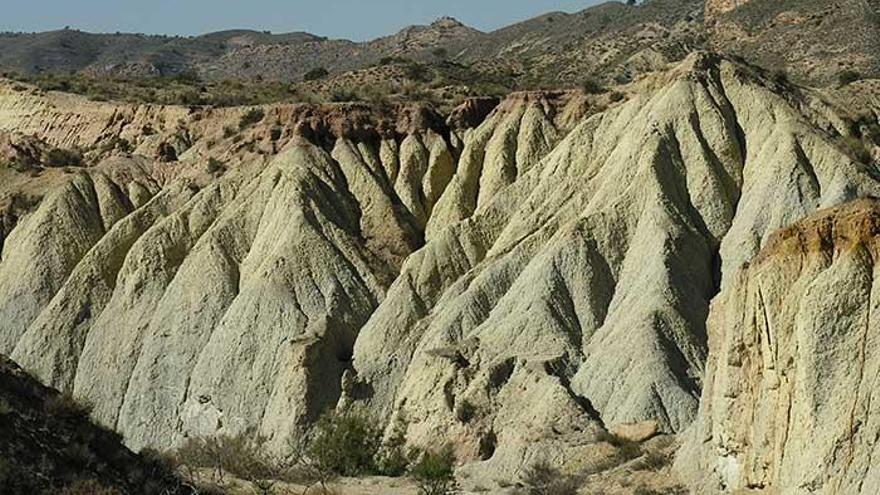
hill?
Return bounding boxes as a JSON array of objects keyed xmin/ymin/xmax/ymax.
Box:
[{"xmin": 0, "ymin": 354, "xmax": 191, "ymax": 494}]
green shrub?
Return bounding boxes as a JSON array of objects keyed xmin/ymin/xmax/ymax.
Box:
[
  {"xmin": 206, "ymin": 158, "xmax": 225, "ymax": 174},
  {"xmin": 771, "ymin": 68, "xmax": 790, "ymax": 85},
  {"xmin": 304, "ymin": 67, "xmax": 329, "ymax": 81},
  {"xmin": 608, "ymin": 91, "xmax": 625, "ymax": 103},
  {"xmin": 0, "ymin": 397, "xmax": 12, "ymax": 415},
  {"xmin": 239, "ymin": 108, "xmax": 266, "ymax": 130},
  {"xmin": 521, "ymin": 460, "xmax": 579, "ymax": 495},
  {"xmin": 44, "ymin": 147, "xmax": 83, "ymax": 168},
  {"xmin": 329, "ymin": 89, "xmax": 360, "ymax": 102},
  {"xmin": 454, "ymin": 400, "xmax": 476, "ymax": 423},
  {"xmin": 307, "ymin": 411, "xmax": 381, "ymax": 477},
  {"xmin": 838, "ymin": 70, "xmax": 862, "ymax": 86},
  {"xmin": 0, "ymin": 458, "xmax": 42, "ymax": 495},
  {"xmin": 409, "ymin": 445, "xmax": 457, "ymax": 495},
  {"xmin": 377, "ymin": 415, "xmax": 409, "ymax": 477},
  {"xmin": 405, "ymin": 63, "xmax": 431, "ymax": 82},
  {"xmin": 580, "ymin": 77, "xmax": 605, "ymax": 94}
]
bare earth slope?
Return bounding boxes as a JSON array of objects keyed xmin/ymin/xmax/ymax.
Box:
[
  {"xmin": 0, "ymin": 354, "xmax": 190, "ymax": 494},
  {"xmin": 678, "ymin": 199, "xmax": 880, "ymax": 494},
  {"xmin": 0, "ymin": 48, "xmax": 879, "ymax": 495},
  {"xmin": 346, "ymin": 53, "xmax": 880, "ymax": 482}
]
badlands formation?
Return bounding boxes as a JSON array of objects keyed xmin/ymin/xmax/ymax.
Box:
[{"xmin": 1, "ymin": 50, "xmax": 880, "ymax": 493}]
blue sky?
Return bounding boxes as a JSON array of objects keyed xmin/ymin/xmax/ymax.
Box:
[{"xmin": 1, "ymin": 0, "xmax": 607, "ymax": 40}]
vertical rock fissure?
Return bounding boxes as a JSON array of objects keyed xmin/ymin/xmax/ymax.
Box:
[{"xmin": 842, "ymin": 256, "xmax": 874, "ymax": 492}]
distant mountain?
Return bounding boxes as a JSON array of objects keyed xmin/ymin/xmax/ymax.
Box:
[
  {"xmin": 1, "ymin": 0, "xmax": 875, "ymax": 87},
  {"xmin": 706, "ymin": 0, "xmax": 880, "ymax": 84}
]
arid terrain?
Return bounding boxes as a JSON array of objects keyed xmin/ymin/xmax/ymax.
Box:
[{"xmin": 1, "ymin": 0, "xmax": 880, "ymax": 494}]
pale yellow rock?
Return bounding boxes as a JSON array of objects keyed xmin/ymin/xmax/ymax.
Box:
[
  {"xmin": 609, "ymin": 421, "xmax": 660, "ymax": 443},
  {"xmin": 677, "ymin": 199, "xmax": 880, "ymax": 494},
  {"xmin": 349, "ymin": 53, "xmax": 880, "ymax": 475}
]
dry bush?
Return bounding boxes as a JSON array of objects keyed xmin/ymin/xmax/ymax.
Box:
[
  {"xmin": 44, "ymin": 147, "xmax": 84, "ymax": 168},
  {"xmin": 632, "ymin": 451, "xmax": 671, "ymax": 472},
  {"xmin": 239, "ymin": 108, "xmax": 266, "ymax": 130},
  {"xmin": 521, "ymin": 460, "xmax": 579, "ymax": 495},
  {"xmin": 172, "ymin": 433, "xmax": 281, "ymax": 486},
  {"xmin": 59, "ymin": 479, "xmax": 123, "ymax": 495},
  {"xmin": 596, "ymin": 430, "xmax": 642, "ymax": 461},
  {"xmin": 44, "ymin": 392, "xmax": 93, "ymax": 421},
  {"xmin": 409, "ymin": 445, "xmax": 457, "ymax": 495}
]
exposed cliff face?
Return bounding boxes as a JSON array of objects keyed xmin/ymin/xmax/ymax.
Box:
[
  {"xmin": 0, "ymin": 52, "xmax": 878, "ymax": 487},
  {"xmin": 347, "ymin": 53, "xmax": 880, "ymax": 478},
  {"xmin": 678, "ymin": 199, "xmax": 880, "ymax": 494},
  {"xmin": 0, "ymin": 79, "xmax": 576, "ymax": 454}
]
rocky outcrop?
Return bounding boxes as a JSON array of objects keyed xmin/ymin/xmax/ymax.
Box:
[
  {"xmin": 678, "ymin": 199, "xmax": 880, "ymax": 494},
  {"xmin": 705, "ymin": 0, "xmax": 752, "ymax": 22}
]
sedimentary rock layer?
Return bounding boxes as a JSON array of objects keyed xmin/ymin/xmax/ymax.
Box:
[{"xmin": 678, "ymin": 199, "xmax": 880, "ymax": 494}]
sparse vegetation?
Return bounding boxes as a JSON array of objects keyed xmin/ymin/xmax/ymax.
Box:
[
  {"xmin": 771, "ymin": 68, "xmax": 790, "ymax": 86},
  {"xmin": 222, "ymin": 126, "xmax": 238, "ymax": 138},
  {"xmin": 521, "ymin": 460, "xmax": 579, "ymax": 495},
  {"xmin": 633, "ymin": 451, "xmax": 671, "ymax": 472},
  {"xmin": 838, "ymin": 70, "xmax": 862, "ymax": 87},
  {"xmin": 596, "ymin": 430, "xmax": 643, "ymax": 461},
  {"xmin": 206, "ymin": 158, "xmax": 225, "ymax": 174},
  {"xmin": 580, "ymin": 77, "xmax": 606, "ymax": 94},
  {"xmin": 304, "ymin": 67, "xmax": 330, "ymax": 81},
  {"xmin": 409, "ymin": 445, "xmax": 457, "ymax": 495},
  {"xmin": 0, "ymin": 397, "xmax": 12, "ymax": 415},
  {"xmin": 454, "ymin": 400, "xmax": 476, "ymax": 423},
  {"xmin": 239, "ymin": 108, "xmax": 266, "ymax": 130},
  {"xmin": 100, "ymin": 136, "xmax": 133, "ymax": 154},
  {"xmin": 44, "ymin": 147, "xmax": 83, "ymax": 168},
  {"xmin": 172, "ymin": 433, "xmax": 281, "ymax": 488},
  {"xmin": 377, "ymin": 414, "xmax": 410, "ymax": 477},
  {"xmin": 43, "ymin": 392, "xmax": 93, "ymax": 420}
]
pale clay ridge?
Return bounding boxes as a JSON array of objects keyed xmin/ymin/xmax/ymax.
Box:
[
  {"xmin": 0, "ymin": 52, "xmax": 877, "ymax": 491},
  {"xmin": 349, "ymin": 54, "xmax": 879, "ymax": 477},
  {"xmin": 678, "ymin": 199, "xmax": 880, "ymax": 494}
]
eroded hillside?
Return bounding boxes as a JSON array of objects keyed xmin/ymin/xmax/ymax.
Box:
[
  {"xmin": 678, "ymin": 199, "xmax": 880, "ymax": 494},
  {"xmin": 0, "ymin": 51, "xmax": 879, "ymax": 493}
]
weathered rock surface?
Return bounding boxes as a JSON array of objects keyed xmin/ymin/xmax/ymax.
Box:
[
  {"xmin": 678, "ymin": 199, "xmax": 880, "ymax": 494},
  {"xmin": 348, "ymin": 53, "xmax": 880, "ymax": 481},
  {"xmin": 0, "ymin": 52, "xmax": 878, "ymax": 489}
]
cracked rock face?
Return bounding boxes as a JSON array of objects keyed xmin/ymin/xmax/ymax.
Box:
[{"xmin": 678, "ymin": 199, "xmax": 880, "ymax": 494}]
